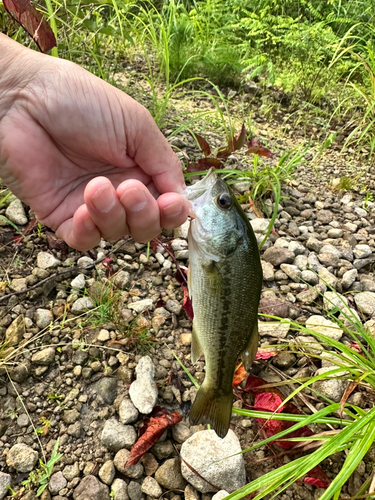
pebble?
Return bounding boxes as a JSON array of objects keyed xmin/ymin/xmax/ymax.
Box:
[
  {"xmin": 101, "ymin": 418, "xmax": 137, "ymax": 452},
  {"xmin": 114, "ymin": 271, "xmax": 131, "ymax": 290},
  {"xmin": 354, "ymin": 292, "xmax": 375, "ymax": 316},
  {"xmin": 5, "ymin": 199, "xmax": 28, "ymax": 225},
  {"xmin": 77, "ymin": 256, "xmax": 94, "ymax": 268},
  {"xmin": 354, "ymin": 244, "xmax": 372, "ymax": 259},
  {"xmin": 313, "ymin": 367, "xmax": 348, "ymax": 402},
  {"xmin": 141, "ymin": 477, "xmax": 163, "ymax": 498},
  {"xmin": 262, "ymin": 247, "xmax": 295, "ymax": 266},
  {"xmin": 305, "ymin": 315, "xmax": 343, "ymax": 341},
  {"xmin": 73, "ymin": 475, "xmax": 110, "ymax": 500},
  {"xmin": 92, "ymin": 377, "xmax": 118, "ymax": 405},
  {"xmin": 34, "ymin": 308, "xmax": 54, "ymax": 329},
  {"xmin": 261, "ymin": 261, "xmax": 274, "ymax": 281},
  {"xmin": 37, "ymin": 251, "xmax": 61, "ymax": 269},
  {"xmin": 258, "ymin": 322, "xmax": 289, "ymax": 338},
  {"xmin": 6, "ymin": 443, "xmax": 38, "ymax": 472},
  {"xmin": 129, "ymin": 356, "xmax": 158, "ymax": 414},
  {"xmin": 154, "ymin": 458, "xmax": 186, "ymax": 490},
  {"xmin": 128, "ymin": 299, "xmax": 153, "ymax": 314},
  {"xmin": 250, "ymin": 218, "xmax": 270, "ymax": 233},
  {"xmin": 172, "ymin": 421, "xmax": 192, "ymax": 443},
  {"xmin": 31, "ymin": 347, "xmax": 55, "ymax": 365},
  {"xmin": 212, "ymin": 491, "xmax": 230, "ymax": 500},
  {"xmin": 119, "ymin": 399, "xmax": 139, "ymax": 424},
  {"xmin": 113, "ymin": 449, "xmax": 144, "ymax": 479},
  {"xmin": 323, "ymin": 291, "xmax": 348, "ymax": 311},
  {"xmin": 71, "ymin": 274, "xmax": 86, "ymax": 290},
  {"xmin": 180, "ymin": 430, "xmax": 246, "ymax": 493},
  {"xmin": 71, "ymin": 297, "xmax": 95, "ymax": 314},
  {"xmin": 342, "ymin": 269, "xmax": 358, "ymax": 289},
  {"xmin": 0, "ymin": 472, "xmax": 11, "ymax": 500},
  {"xmin": 99, "ymin": 460, "xmax": 116, "ymax": 485},
  {"xmin": 5, "ymin": 315, "xmax": 25, "ymax": 346},
  {"xmin": 49, "ymin": 471, "xmax": 67, "ymax": 495},
  {"xmin": 111, "ymin": 478, "xmax": 129, "ymax": 500},
  {"xmin": 128, "ymin": 481, "xmax": 144, "ymax": 500}
]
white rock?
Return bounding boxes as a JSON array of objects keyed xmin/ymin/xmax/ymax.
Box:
[
  {"xmin": 180, "ymin": 430, "xmax": 246, "ymax": 493},
  {"xmin": 5, "ymin": 199, "xmax": 28, "ymax": 225},
  {"xmin": 71, "ymin": 274, "xmax": 86, "ymax": 290},
  {"xmin": 77, "ymin": 256, "xmax": 94, "ymax": 268},
  {"xmin": 97, "ymin": 329, "xmax": 110, "ymax": 342},
  {"xmin": 37, "ymin": 252, "xmax": 61, "ymax": 269},
  {"xmin": 128, "ymin": 299, "xmax": 153, "ymax": 314},
  {"xmin": 323, "ymin": 292, "xmax": 348, "ymax": 312},
  {"xmin": 341, "ymin": 269, "xmax": 358, "ymax": 289},
  {"xmin": 305, "ymin": 315, "xmax": 343, "ymax": 341},
  {"xmin": 250, "ymin": 218, "xmax": 270, "ymax": 234},
  {"xmin": 353, "ymin": 244, "xmax": 372, "ymax": 259},
  {"xmin": 119, "ymin": 399, "xmax": 139, "ymax": 424},
  {"xmin": 6, "ymin": 443, "xmax": 38, "ymax": 472},
  {"xmin": 341, "ymin": 194, "xmax": 352, "ymax": 205},
  {"xmin": 354, "ymin": 292, "xmax": 375, "ymax": 317},
  {"xmin": 129, "ymin": 356, "xmax": 158, "ymax": 414},
  {"xmin": 313, "ymin": 367, "xmax": 348, "ymax": 402},
  {"xmin": 34, "ymin": 308, "xmax": 54, "ymax": 329},
  {"xmin": 174, "ymin": 219, "xmax": 190, "ymax": 239},
  {"xmin": 171, "ymin": 238, "xmax": 188, "ymax": 251},
  {"xmin": 0, "ymin": 472, "xmax": 11, "ymax": 500},
  {"xmin": 258, "ymin": 322, "xmax": 289, "ymax": 338},
  {"xmin": 212, "ymin": 491, "xmax": 230, "ymax": 500},
  {"xmin": 71, "ymin": 297, "xmax": 95, "ymax": 314}
]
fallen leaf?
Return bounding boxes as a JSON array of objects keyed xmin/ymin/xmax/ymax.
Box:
[
  {"xmin": 246, "ymin": 138, "xmax": 273, "ymax": 159},
  {"xmin": 304, "ymin": 466, "xmax": 330, "ymax": 488},
  {"xmin": 255, "ymin": 349, "xmax": 278, "ymax": 360},
  {"xmin": 125, "ymin": 407, "xmax": 182, "ymax": 466},
  {"xmin": 3, "ymin": 0, "xmax": 56, "ymax": 52},
  {"xmin": 233, "ymin": 363, "xmax": 247, "ymax": 387}
]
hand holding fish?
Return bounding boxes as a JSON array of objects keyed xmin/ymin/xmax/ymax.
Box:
[
  {"xmin": 184, "ymin": 169, "xmax": 262, "ymax": 438},
  {"xmin": 0, "ymin": 34, "xmax": 189, "ymax": 251}
]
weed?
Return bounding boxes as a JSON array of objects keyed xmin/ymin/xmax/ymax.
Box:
[{"xmin": 363, "ymin": 190, "xmax": 374, "ymax": 209}]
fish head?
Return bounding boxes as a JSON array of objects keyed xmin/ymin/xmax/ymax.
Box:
[{"xmin": 185, "ymin": 168, "xmax": 245, "ymax": 259}]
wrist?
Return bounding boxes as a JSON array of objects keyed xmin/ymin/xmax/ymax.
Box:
[{"xmin": 0, "ymin": 35, "xmax": 41, "ymax": 119}]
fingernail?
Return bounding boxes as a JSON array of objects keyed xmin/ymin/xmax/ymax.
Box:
[
  {"xmin": 123, "ymin": 188, "xmax": 147, "ymax": 212},
  {"xmin": 163, "ymin": 200, "xmax": 184, "ymax": 218},
  {"xmin": 91, "ymin": 183, "xmax": 116, "ymax": 213}
]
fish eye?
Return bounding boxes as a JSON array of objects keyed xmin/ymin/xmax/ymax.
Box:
[{"xmin": 216, "ymin": 193, "xmax": 232, "ymax": 209}]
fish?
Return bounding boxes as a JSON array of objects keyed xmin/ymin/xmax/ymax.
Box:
[{"xmin": 184, "ymin": 168, "xmax": 263, "ymax": 438}]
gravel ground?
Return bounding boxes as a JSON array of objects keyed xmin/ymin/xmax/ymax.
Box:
[{"xmin": 1, "ymin": 91, "xmax": 375, "ymax": 500}]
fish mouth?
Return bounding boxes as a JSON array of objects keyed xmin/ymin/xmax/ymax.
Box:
[{"xmin": 184, "ymin": 167, "xmax": 217, "ymax": 202}]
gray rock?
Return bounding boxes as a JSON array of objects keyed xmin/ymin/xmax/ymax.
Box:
[
  {"xmin": 294, "ymin": 335, "xmax": 323, "ymax": 355},
  {"xmin": 128, "ymin": 299, "xmax": 153, "ymax": 314},
  {"xmin": 262, "ymin": 247, "xmax": 295, "ymax": 267},
  {"xmin": 342, "ymin": 269, "xmax": 358, "ymax": 289},
  {"xmin": 152, "ymin": 440, "xmax": 174, "ymax": 460},
  {"xmin": 113, "ymin": 449, "xmax": 144, "ymax": 479},
  {"xmin": 212, "ymin": 491, "xmax": 229, "ymax": 500},
  {"xmin": 280, "ymin": 264, "xmax": 301, "ymax": 282},
  {"xmin": 185, "ymin": 484, "xmax": 200, "ymax": 500},
  {"xmin": 101, "ymin": 418, "xmax": 137, "ymax": 452},
  {"xmin": 62, "ymin": 462, "xmax": 80, "ymax": 481},
  {"xmin": 305, "ymin": 315, "xmax": 343, "ymax": 341},
  {"xmin": 37, "ymin": 252, "xmax": 61, "ymax": 269},
  {"xmin": 128, "ymin": 481, "xmax": 144, "ymax": 500},
  {"xmin": 289, "ymin": 240, "xmax": 305, "ymax": 255},
  {"xmin": 354, "ymin": 206, "xmax": 368, "ymax": 217},
  {"xmin": 0, "ymin": 472, "xmax": 11, "ymax": 500},
  {"xmin": 180, "ymin": 430, "xmax": 246, "ymax": 493},
  {"xmin": 306, "ymin": 237, "xmax": 323, "ymax": 253},
  {"xmin": 354, "ymin": 244, "xmax": 372, "ymax": 259},
  {"xmin": 99, "ymin": 460, "xmax": 116, "ymax": 486},
  {"xmin": 261, "ymin": 261, "xmax": 274, "ymax": 281},
  {"xmin": 9, "ymin": 361, "xmax": 30, "ymax": 383},
  {"xmin": 165, "ymin": 300, "xmax": 182, "ymax": 315},
  {"xmin": 71, "ymin": 274, "xmax": 86, "ymax": 290},
  {"xmin": 6, "ymin": 443, "xmax": 38, "ymax": 472},
  {"xmin": 327, "ymin": 228, "xmax": 343, "ymax": 238},
  {"xmin": 73, "ymin": 475, "xmax": 110, "ymax": 500},
  {"xmin": 10, "ymin": 277, "xmax": 27, "ymax": 292},
  {"xmin": 313, "ymin": 367, "xmax": 348, "ymax": 402},
  {"xmin": 296, "ymin": 286, "xmax": 320, "ymax": 305},
  {"xmin": 32, "ymin": 347, "xmax": 55, "ymax": 365},
  {"xmin": 72, "ymin": 350, "xmax": 89, "ymax": 366},
  {"xmin": 77, "ymin": 256, "xmax": 94, "ymax": 268},
  {"xmin": 71, "ymin": 297, "xmax": 95, "ymax": 314},
  {"xmin": 111, "ymin": 478, "xmax": 129, "ymax": 500},
  {"xmin": 295, "ymin": 254, "xmax": 308, "ymax": 271},
  {"xmin": 300, "ymin": 270, "xmax": 319, "ymax": 285},
  {"xmin": 119, "ymin": 399, "xmax": 139, "ymax": 425},
  {"xmin": 17, "ymin": 414, "xmax": 29, "ymax": 427},
  {"xmin": 272, "ymin": 352, "xmax": 296, "ymax": 370},
  {"xmin": 250, "ymin": 218, "xmax": 270, "ymax": 233},
  {"xmin": 141, "ymin": 477, "xmax": 163, "ymax": 498},
  {"xmin": 49, "ymin": 471, "xmax": 67, "ymax": 495},
  {"xmin": 316, "ymin": 209, "xmax": 333, "ymax": 224},
  {"xmin": 172, "ymin": 421, "xmax": 192, "ymax": 444},
  {"xmin": 6, "ymin": 199, "xmax": 27, "ymax": 225},
  {"xmin": 308, "ymin": 253, "xmax": 323, "ymax": 272},
  {"xmin": 63, "ymin": 409, "xmax": 80, "ymax": 424},
  {"xmin": 67, "ymin": 422, "xmax": 83, "ymax": 438},
  {"xmin": 323, "ymin": 292, "xmax": 348, "ymax": 312},
  {"xmin": 34, "ymin": 309, "xmax": 54, "ymax": 329},
  {"xmin": 114, "ymin": 271, "xmax": 131, "ymax": 290},
  {"xmin": 354, "ymin": 258, "xmax": 373, "ymax": 269},
  {"xmin": 258, "ymin": 322, "xmax": 289, "ymax": 338},
  {"xmin": 354, "ymin": 292, "xmax": 375, "ymax": 317},
  {"xmin": 154, "ymin": 458, "xmax": 186, "ymax": 490},
  {"xmin": 92, "ymin": 377, "xmax": 118, "ymax": 405},
  {"xmin": 318, "ymin": 252, "xmax": 339, "ymax": 267},
  {"xmin": 129, "ymin": 356, "xmax": 158, "ymax": 414},
  {"xmin": 5, "ymin": 315, "xmax": 25, "ymax": 346},
  {"xmin": 319, "ymin": 268, "xmax": 338, "ymax": 290}
]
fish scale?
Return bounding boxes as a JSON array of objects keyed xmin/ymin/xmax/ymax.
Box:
[{"xmin": 185, "ymin": 168, "xmax": 262, "ymax": 438}]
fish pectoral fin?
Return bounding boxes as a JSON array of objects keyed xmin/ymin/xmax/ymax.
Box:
[
  {"xmin": 241, "ymin": 321, "xmax": 259, "ymax": 371},
  {"xmin": 191, "ymin": 325, "xmax": 204, "ymax": 364}
]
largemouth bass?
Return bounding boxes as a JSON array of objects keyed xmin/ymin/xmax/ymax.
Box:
[{"xmin": 185, "ymin": 168, "xmax": 262, "ymax": 438}]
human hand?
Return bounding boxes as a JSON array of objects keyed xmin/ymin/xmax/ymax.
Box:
[{"xmin": 0, "ymin": 35, "xmax": 189, "ymax": 251}]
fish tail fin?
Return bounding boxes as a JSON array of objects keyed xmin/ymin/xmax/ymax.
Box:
[{"xmin": 189, "ymin": 385, "xmax": 233, "ymax": 438}]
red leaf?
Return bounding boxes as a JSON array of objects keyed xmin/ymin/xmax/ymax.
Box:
[
  {"xmin": 246, "ymin": 138, "xmax": 273, "ymax": 159},
  {"xmin": 233, "ymin": 124, "xmax": 247, "ymax": 152},
  {"xmin": 125, "ymin": 408, "xmax": 182, "ymax": 466},
  {"xmin": 189, "ymin": 132, "xmax": 211, "ymax": 157},
  {"xmin": 3, "ymin": 0, "xmax": 56, "ymax": 52},
  {"xmin": 255, "ymin": 349, "xmax": 278, "ymax": 360},
  {"xmin": 182, "ymin": 287, "xmax": 194, "ymax": 319},
  {"xmin": 245, "ymin": 376, "xmax": 314, "ymax": 450},
  {"xmin": 217, "ymin": 142, "xmax": 234, "ymax": 159},
  {"xmin": 186, "ymin": 158, "xmax": 223, "ymax": 173},
  {"xmin": 304, "ymin": 466, "xmax": 330, "ymax": 488},
  {"xmin": 233, "ymin": 363, "xmax": 247, "ymax": 387}
]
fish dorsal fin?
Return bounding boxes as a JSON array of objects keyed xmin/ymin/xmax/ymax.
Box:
[
  {"xmin": 241, "ymin": 321, "xmax": 259, "ymax": 371},
  {"xmin": 191, "ymin": 325, "xmax": 204, "ymax": 364}
]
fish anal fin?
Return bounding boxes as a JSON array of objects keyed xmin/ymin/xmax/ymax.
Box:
[
  {"xmin": 191, "ymin": 325, "xmax": 204, "ymax": 364},
  {"xmin": 241, "ymin": 321, "xmax": 259, "ymax": 371}
]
